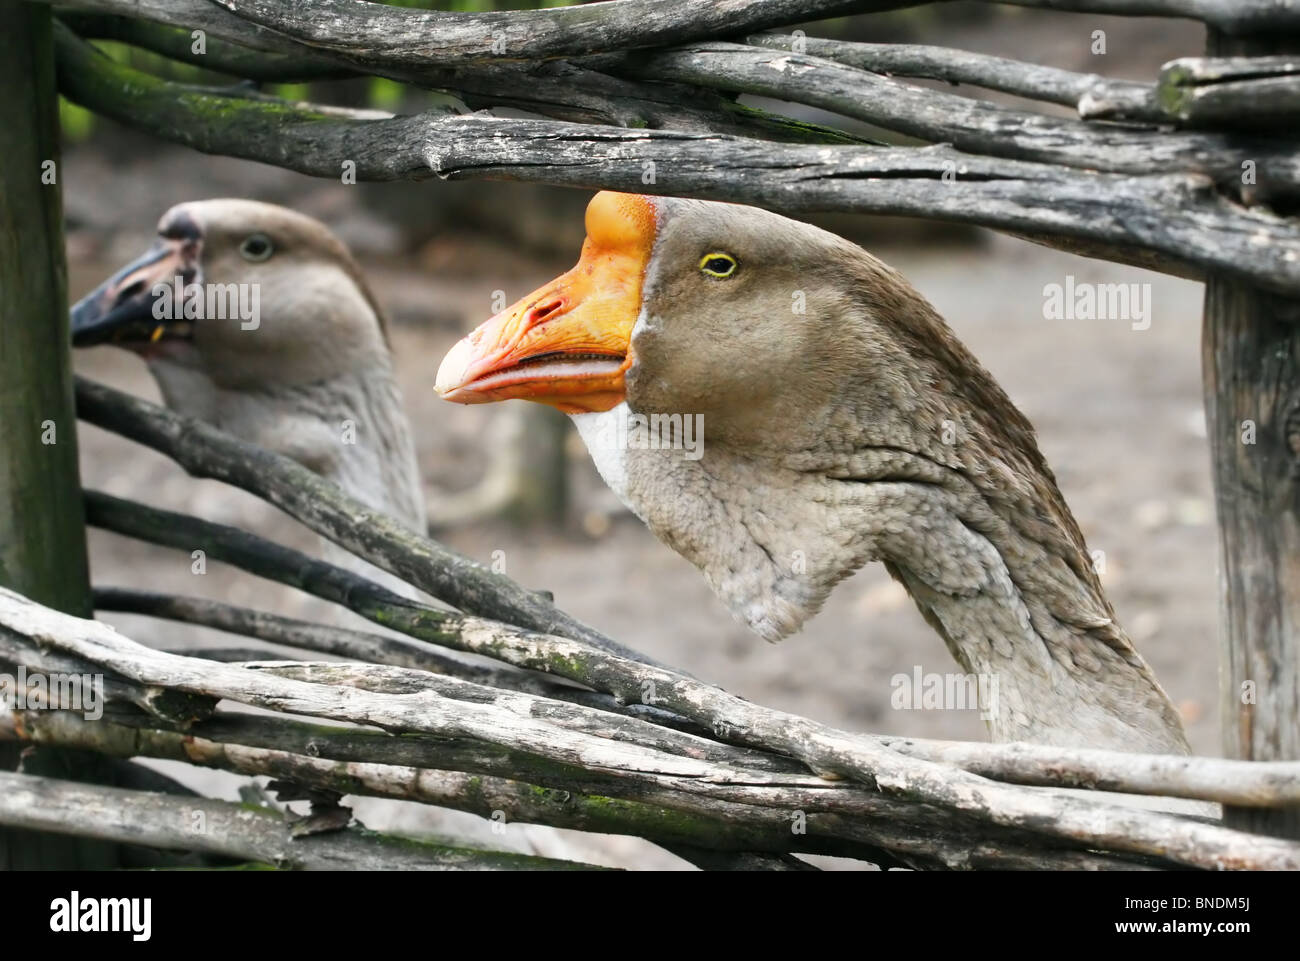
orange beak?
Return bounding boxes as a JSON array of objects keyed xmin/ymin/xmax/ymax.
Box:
[{"xmin": 436, "ymin": 192, "xmax": 657, "ymax": 414}]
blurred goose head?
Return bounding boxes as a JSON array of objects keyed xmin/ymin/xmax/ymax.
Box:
[{"xmin": 72, "ymin": 199, "xmax": 424, "ymax": 532}]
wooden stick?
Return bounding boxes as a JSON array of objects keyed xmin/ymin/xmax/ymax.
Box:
[
  {"xmin": 5, "ymin": 586, "xmax": 1297, "ymax": 869},
  {"xmin": 52, "ymin": 29, "xmax": 1300, "ymax": 292},
  {"xmin": 94, "ymin": 587, "xmax": 709, "ymax": 735},
  {"xmin": 747, "ymin": 33, "xmax": 1160, "ymax": 121},
  {"xmin": 0, "ymin": 770, "xmax": 603, "ymax": 870},
  {"xmin": 1158, "ymin": 55, "xmax": 1300, "ymax": 127}
]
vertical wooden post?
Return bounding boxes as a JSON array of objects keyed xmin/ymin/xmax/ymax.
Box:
[
  {"xmin": 0, "ymin": 0, "xmax": 111, "ymax": 868},
  {"xmin": 0, "ymin": 3, "xmax": 91, "ymax": 614},
  {"xmin": 1203, "ymin": 33, "xmax": 1300, "ymax": 839}
]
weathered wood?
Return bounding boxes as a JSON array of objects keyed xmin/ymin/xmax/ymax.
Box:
[
  {"xmin": 5, "ymin": 586, "xmax": 1298, "ymax": 869},
  {"xmin": 57, "ymin": 14, "xmax": 865, "ymax": 146},
  {"xmin": 57, "ymin": 10, "xmax": 354, "ymax": 81},
  {"xmin": 1203, "ymin": 283, "xmax": 1300, "ymax": 838},
  {"xmin": 0, "ymin": 0, "xmax": 108, "ymax": 872},
  {"xmin": 0, "ymin": 771, "xmax": 602, "ymax": 870},
  {"xmin": 5, "ymin": 707, "xmax": 1169, "ymax": 870},
  {"xmin": 999, "ymin": 0, "xmax": 1300, "ymax": 34},
  {"xmin": 609, "ymin": 42, "xmax": 1300, "ymax": 195},
  {"xmin": 205, "ymin": 0, "xmax": 903, "ymax": 67},
  {"xmin": 212, "ymin": 0, "xmax": 1300, "ymax": 52},
  {"xmin": 0, "ymin": 708, "xmax": 879, "ymax": 866},
  {"xmin": 52, "ymin": 28, "xmax": 1300, "ymax": 292},
  {"xmin": 880, "ymin": 737, "xmax": 1300, "ymax": 806},
  {"xmin": 31, "ymin": 0, "xmax": 1300, "ymax": 50},
  {"xmin": 94, "ymin": 587, "xmax": 706, "ymax": 733},
  {"xmin": 748, "ymin": 32, "xmax": 1160, "ymax": 120},
  {"xmin": 1159, "ymin": 55, "xmax": 1300, "ymax": 127},
  {"xmin": 239, "ymin": 660, "xmax": 794, "ymax": 775},
  {"xmin": 0, "ymin": 6, "xmax": 89, "ymax": 625},
  {"xmin": 84, "ymin": 499, "xmax": 1300, "ymax": 809},
  {"xmin": 76, "ymin": 378, "xmax": 663, "ymax": 670},
  {"xmin": 1202, "ymin": 28, "xmax": 1300, "ymax": 841},
  {"xmin": 0, "ymin": 629, "xmax": 217, "ymax": 729}
]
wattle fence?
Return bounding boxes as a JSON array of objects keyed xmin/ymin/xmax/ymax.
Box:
[{"xmin": 1, "ymin": 0, "xmax": 1298, "ymax": 869}]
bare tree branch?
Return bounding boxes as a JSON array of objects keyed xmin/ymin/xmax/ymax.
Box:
[
  {"xmin": 0, "ymin": 770, "xmax": 602, "ymax": 870},
  {"xmin": 76, "ymin": 384, "xmax": 1300, "ymax": 809},
  {"xmin": 75, "ymin": 377, "xmax": 664, "ymax": 670},
  {"xmin": 202, "ymin": 0, "xmax": 903, "ymax": 66},
  {"xmin": 747, "ymin": 32, "xmax": 1161, "ymax": 121},
  {"xmin": 1158, "ymin": 55, "xmax": 1300, "ymax": 128},
  {"xmin": 93, "ymin": 587, "xmax": 703, "ymax": 732},
  {"xmin": 39, "ymin": 0, "xmax": 1300, "ymax": 51},
  {"xmin": 57, "ymin": 13, "xmax": 867, "ymax": 144},
  {"xmin": 881, "ymin": 736, "xmax": 1300, "ymax": 806},
  {"xmin": 56, "ymin": 9, "xmax": 353, "ymax": 80},
  {"xmin": 203, "ymin": 0, "xmax": 1300, "ymax": 55},
  {"xmin": 0, "ymin": 708, "xmax": 893, "ymax": 866},
  {"xmin": 995, "ymin": 0, "xmax": 1300, "ymax": 33},
  {"xmin": 6, "ymin": 584, "xmax": 1298, "ymax": 870},
  {"xmin": 608, "ymin": 42, "xmax": 1300, "ymax": 195},
  {"xmin": 53, "ymin": 29, "xmax": 1300, "ymax": 292}
]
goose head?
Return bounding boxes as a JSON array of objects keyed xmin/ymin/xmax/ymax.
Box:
[
  {"xmin": 73, "ymin": 199, "xmax": 424, "ymax": 531},
  {"xmin": 438, "ymin": 191, "xmax": 1188, "ymax": 753},
  {"xmin": 72, "ymin": 199, "xmax": 389, "ymax": 389}
]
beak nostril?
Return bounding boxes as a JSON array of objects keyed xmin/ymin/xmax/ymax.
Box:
[
  {"xmin": 525, "ymin": 299, "xmax": 564, "ymax": 326},
  {"xmin": 114, "ymin": 279, "xmax": 146, "ymax": 305}
]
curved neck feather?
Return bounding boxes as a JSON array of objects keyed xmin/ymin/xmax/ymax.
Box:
[
  {"xmin": 147, "ymin": 357, "xmax": 425, "ymax": 533},
  {"xmin": 574, "ymin": 402, "xmax": 1187, "ymax": 754}
]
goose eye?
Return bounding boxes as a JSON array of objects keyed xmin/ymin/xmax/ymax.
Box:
[
  {"xmin": 699, "ymin": 253, "xmax": 737, "ymax": 278},
  {"xmin": 239, "ymin": 233, "xmax": 274, "ymax": 262}
]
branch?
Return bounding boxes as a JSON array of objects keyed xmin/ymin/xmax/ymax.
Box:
[
  {"xmin": 36, "ymin": 0, "xmax": 1300, "ymax": 49},
  {"xmin": 75, "ymin": 377, "xmax": 662, "ymax": 670},
  {"xmin": 995, "ymin": 0, "xmax": 1300, "ymax": 33},
  {"xmin": 56, "ymin": 10, "xmax": 352, "ymax": 81},
  {"xmin": 881, "ymin": 737, "xmax": 1300, "ymax": 806},
  {"xmin": 203, "ymin": 0, "xmax": 902, "ymax": 66},
  {"xmin": 1, "ymin": 707, "xmax": 898, "ymax": 866},
  {"xmin": 57, "ymin": 14, "xmax": 867, "ymax": 144},
  {"xmin": 0, "ymin": 693, "xmax": 1170, "ymax": 868},
  {"xmin": 75, "ymin": 385, "xmax": 1300, "ymax": 811},
  {"xmin": 5, "ymin": 587, "xmax": 1297, "ymax": 870},
  {"xmin": 0, "ymin": 771, "xmax": 602, "ymax": 870},
  {"xmin": 53, "ymin": 29, "xmax": 1300, "ymax": 292},
  {"xmin": 92, "ymin": 569, "xmax": 1300, "ymax": 809},
  {"xmin": 0, "ymin": 624, "xmax": 216, "ymax": 729},
  {"xmin": 747, "ymin": 32, "xmax": 1161, "ymax": 121},
  {"xmin": 1158, "ymin": 55, "xmax": 1300, "ymax": 128},
  {"xmin": 608, "ymin": 42, "xmax": 1300, "ymax": 195},
  {"xmin": 93, "ymin": 586, "xmax": 702, "ymax": 733},
  {"xmin": 242, "ymin": 659, "xmax": 797, "ymax": 777}
]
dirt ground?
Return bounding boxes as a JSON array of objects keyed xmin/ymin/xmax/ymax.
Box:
[{"xmin": 59, "ymin": 10, "xmax": 1219, "ymax": 868}]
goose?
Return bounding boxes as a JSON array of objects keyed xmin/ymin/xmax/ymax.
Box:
[
  {"xmin": 437, "ymin": 191, "xmax": 1191, "ymax": 755},
  {"xmin": 71, "ymin": 199, "xmax": 425, "ymax": 535}
]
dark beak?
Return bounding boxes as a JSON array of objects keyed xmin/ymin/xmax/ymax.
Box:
[{"xmin": 70, "ymin": 238, "xmax": 198, "ymax": 347}]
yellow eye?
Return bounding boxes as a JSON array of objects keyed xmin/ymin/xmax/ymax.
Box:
[{"xmin": 699, "ymin": 252, "xmax": 737, "ymax": 278}]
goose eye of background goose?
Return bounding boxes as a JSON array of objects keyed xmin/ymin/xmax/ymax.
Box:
[
  {"xmin": 239, "ymin": 233, "xmax": 274, "ymax": 262},
  {"xmin": 699, "ymin": 253, "xmax": 738, "ymax": 278}
]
